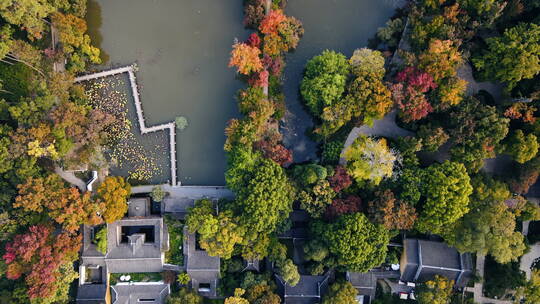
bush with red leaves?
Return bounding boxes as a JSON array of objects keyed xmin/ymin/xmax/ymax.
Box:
[
  {"xmin": 325, "ymin": 195, "xmax": 361, "ymax": 220},
  {"xmin": 246, "ymin": 33, "xmax": 262, "ymax": 49},
  {"xmin": 327, "ymin": 166, "xmax": 352, "ymax": 192},
  {"xmin": 254, "ymin": 140, "xmax": 293, "ymax": 167}
]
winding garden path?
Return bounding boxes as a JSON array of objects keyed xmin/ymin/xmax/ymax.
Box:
[
  {"xmin": 339, "ymin": 110, "xmax": 414, "ymax": 164},
  {"xmin": 54, "ymin": 166, "xmax": 87, "ymax": 191}
]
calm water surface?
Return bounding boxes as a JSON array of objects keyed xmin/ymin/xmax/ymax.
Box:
[{"xmin": 87, "ymin": 0, "xmax": 400, "ymax": 185}]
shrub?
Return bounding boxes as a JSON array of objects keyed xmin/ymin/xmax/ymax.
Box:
[
  {"xmin": 321, "ymin": 140, "xmax": 344, "ymax": 164},
  {"xmin": 150, "ymin": 185, "xmax": 167, "ymax": 202},
  {"xmin": 177, "ymin": 272, "xmax": 191, "ymax": 285},
  {"xmin": 93, "ymin": 226, "xmax": 107, "ymax": 254},
  {"xmin": 175, "ymin": 116, "xmax": 188, "ymax": 131}
]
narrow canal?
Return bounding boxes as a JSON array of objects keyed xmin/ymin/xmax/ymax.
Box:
[{"xmin": 86, "ymin": 0, "xmax": 401, "ymax": 185}]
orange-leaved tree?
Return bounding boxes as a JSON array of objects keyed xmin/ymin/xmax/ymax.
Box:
[
  {"xmin": 97, "ymin": 176, "xmax": 131, "ymax": 223},
  {"xmin": 15, "ymin": 174, "xmax": 104, "ymax": 232},
  {"xmin": 229, "ymin": 42, "xmax": 263, "ymax": 75}
]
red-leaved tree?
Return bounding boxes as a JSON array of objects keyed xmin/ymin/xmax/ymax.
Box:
[
  {"xmin": 327, "ymin": 166, "xmax": 352, "ymax": 192},
  {"xmin": 3, "ymin": 225, "xmax": 81, "ymax": 300},
  {"xmin": 325, "ymin": 195, "xmax": 361, "ymax": 220},
  {"xmin": 392, "ymin": 67, "xmax": 437, "ymax": 122},
  {"xmin": 254, "ymin": 140, "xmax": 293, "ymax": 167}
]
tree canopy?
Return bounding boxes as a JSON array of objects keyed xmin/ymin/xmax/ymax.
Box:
[
  {"xmin": 344, "ymin": 136, "xmax": 398, "ymax": 186},
  {"xmin": 312, "ymin": 212, "xmax": 389, "ymax": 272},
  {"xmin": 473, "ymin": 23, "xmax": 540, "ymax": 89},
  {"xmin": 300, "ymin": 50, "xmax": 349, "ymax": 117},
  {"xmin": 416, "ymin": 275, "xmax": 453, "ymax": 304},
  {"xmin": 322, "ymin": 281, "xmax": 358, "ymax": 304},
  {"xmin": 416, "ymin": 161, "xmax": 473, "ymax": 234},
  {"xmin": 186, "ymin": 199, "xmax": 245, "ymax": 259},
  {"xmin": 226, "ymin": 146, "xmax": 294, "ymax": 259},
  {"xmin": 96, "ymin": 176, "xmax": 131, "ymax": 223}
]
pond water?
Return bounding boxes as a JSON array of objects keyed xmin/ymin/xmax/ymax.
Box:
[
  {"xmin": 86, "ymin": 0, "xmax": 401, "ymax": 185},
  {"xmin": 86, "ymin": 0, "xmax": 247, "ymax": 185}
]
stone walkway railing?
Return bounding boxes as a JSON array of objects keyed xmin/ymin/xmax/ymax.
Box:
[{"xmin": 75, "ymin": 65, "xmax": 178, "ymax": 185}]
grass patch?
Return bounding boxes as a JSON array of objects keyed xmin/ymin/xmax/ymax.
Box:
[
  {"xmin": 165, "ymin": 215, "xmax": 184, "ymax": 266},
  {"xmin": 110, "ymin": 272, "xmax": 163, "ymax": 285}
]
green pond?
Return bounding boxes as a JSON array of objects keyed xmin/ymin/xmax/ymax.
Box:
[{"xmin": 86, "ymin": 0, "xmax": 401, "ymax": 185}]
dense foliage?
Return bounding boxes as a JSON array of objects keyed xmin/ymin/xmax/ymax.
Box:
[{"xmin": 311, "ymin": 213, "xmax": 389, "ymax": 272}]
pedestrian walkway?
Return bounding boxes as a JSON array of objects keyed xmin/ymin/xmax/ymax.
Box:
[
  {"xmin": 75, "ymin": 65, "xmax": 178, "ymax": 185},
  {"xmin": 339, "ymin": 110, "xmax": 414, "ymax": 165},
  {"xmin": 54, "ymin": 166, "xmax": 87, "ymax": 191},
  {"xmin": 464, "ymin": 255, "xmax": 512, "ymax": 304}
]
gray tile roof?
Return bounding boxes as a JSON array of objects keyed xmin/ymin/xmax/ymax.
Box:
[
  {"xmin": 346, "ymin": 272, "xmax": 376, "ymax": 300},
  {"xmin": 184, "ymin": 229, "xmax": 220, "ymax": 271},
  {"xmin": 276, "ymin": 274, "xmax": 329, "ymax": 303},
  {"xmin": 128, "ymin": 198, "xmax": 151, "ymax": 217},
  {"xmin": 400, "ymin": 239, "xmax": 472, "ymax": 287},
  {"xmin": 76, "ymin": 284, "xmax": 107, "ymax": 303},
  {"xmin": 105, "ymin": 217, "xmax": 166, "ymax": 273},
  {"xmin": 183, "ymin": 228, "xmax": 220, "ymax": 297},
  {"xmin": 111, "ymin": 283, "xmax": 170, "ymax": 304}
]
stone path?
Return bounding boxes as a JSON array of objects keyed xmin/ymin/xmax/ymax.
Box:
[
  {"xmin": 521, "ymin": 244, "xmax": 540, "ymax": 281},
  {"xmin": 457, "ymin": 64, "xmax": 504, "ymax": 102},
  {"xmin": 132, "ymin": 184, "xmax": 234, "ymax": 215},
  {"xmin": 54, "ymin": 166, "xmax": 87, "ymax": 191},
  {"xmin": 75, "ymin": 65, "xmax": 178, "ymax": 185},
  {"xmin": 520, "ymin": 220, "xmax": 540, "ymax": 281},
  {"xmin": 463, "ymin": 254, "xmax": 512, "ymax": 304},
  {"xmin": 339, "ymin": 110, "xmax": 414, "ymax": 165}
]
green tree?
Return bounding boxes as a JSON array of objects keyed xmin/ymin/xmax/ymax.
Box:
[
  {"xmin": 473, "ymin": 23, "xmax": 540, "ymax": 89},
  {"xmin": 445, "ymin": 174, "xmax": 525, "ymax": 263},
  {"xmin": 225, "ymin": 288, "xmax": 250, "ymax": 304},
  {"xmin": 447, "ymin": 200, "xmax": 525, "ymax": 264},
  {"xmin": 177, "ymin": 272, "xmax": 190, "ymax": 285},
  {"xmin": 417, "ymin": 275, "xmax": 453, "ymax": 304},
  {"xmin": 186, "ymin": 199, "xmax": 245, "ymax": 259},
  {"xmin": 245, "ymin": 283, "xmax": 281, "ymax": 304},
  {"xmin": 344, "ymin": 136, "xmax": 397, "ymax": 186},
  {"xmin": 277, "ymin": 259, "xmax": 300, "ymax": 287},
  {"xmin": 416, "ymin": 161, "xmax": 473, "ymax": 234},
  {"xmin": 502, "ymin": 130, "xmax": 539, "ymax": 164},
  {"xmin": 226, "ymin": 146, "xmax": 294, "ymax": 259},
  {"xmin": 448, "ymin": 97, "xmax": 509, "ymax": 172},
  {"xmin": 167, "ymin": 288, "xmax": 202, "ymax": 304},
  {"xmin": 0, "ymin": 0, "xmax": 54, "ymax": 39},
  {"xmin": 349, "ymin": 48, "xmax": 385, "ymax": 78},
  {"xmin": 300, "ymin": 50, "xmax": 349, "ymax": 116},
  {"xmin": 312, "ymin": 213, "xmax": 390, "ymax": 272},
  {"xmin": 93, "ymin": 226, "xmax": 107, "ymax": 254},
  {"xmin": 516, "ymin": 269, "xmax": 540, "ymax": 304},
  {"xmin": 150, "ymin": 185, "xmax": 167, "ymax": 202},
  {"xmin": 322, "ymin": 281, "xmax": 358, "ymax": 304},
  {"xmin": 96, "ymin": 176, "xmax": 131, "ymax": 223},
  {"xmin": 417, "ymin": 124, "xmax": 449, "ymax": 152},
  {"xmin": 297, "ymin": 180, "xmax": 336, "ymax": 218}
]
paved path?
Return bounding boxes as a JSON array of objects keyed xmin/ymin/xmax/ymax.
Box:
[
  {"xmin": 75, "ymin": 65, "xmax": 178, "ymax": 185},
  {"xmin": 466, "ymin": 254, "xmax": 513, "ymax": 304},
  {"xmin": 521, "ymin": 244, "xmax": 540, "ymax": 280},
  {"xmin": 339, "ymin": 110, "xmax": 414, "ymax": 165},
  {"xmin": 54, "ymin": 166, "xmax": 87, "ymax": 191},
  {"xmin": 132, "ymin": 184, "xmax": 234, "ymax": 215},
  {"xmin": 457, "ymin": 64, "xmax": 504, "ymax": 102}
]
